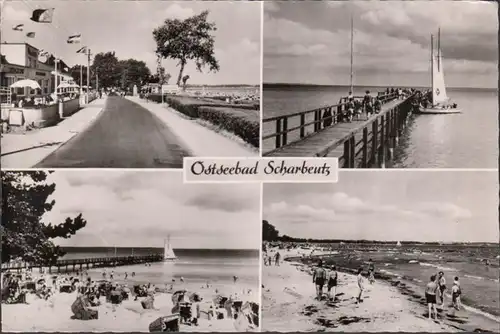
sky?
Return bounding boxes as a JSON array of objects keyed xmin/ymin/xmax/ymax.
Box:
[
  {"xmin": 264, "ymin": 171, "xmax": 499, "ymax": 243},
  {"xmin": 264, "ymin": 1, "xmax": 498, "ymax": 88},
  {"xmin": 1, "ymin": 0, "xmax": 261, "ymax": 85},
  {"xmin": 40, "ymin": 171, "xmax": 261, "ymax": 249}
]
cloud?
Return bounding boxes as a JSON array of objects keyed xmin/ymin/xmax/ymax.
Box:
[
  {"xmin": 164, "ymin": 4, "xmax": 195, "ymax": 20},
  {"xmin": 42, "ymin": 171, "xmax": 260, "ymax": 249}
]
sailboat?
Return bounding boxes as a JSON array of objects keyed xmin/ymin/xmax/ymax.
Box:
[
  {"xmin": 396, "ymin": 241, "xmax": 402, "ymax": 247},
  {"xmin": 163, "ymin": 236, "xmax": 177, "ymax": 261},
  {"xmin": 418, "ymin": 28, "xmax": 461, "ymax": 114}
]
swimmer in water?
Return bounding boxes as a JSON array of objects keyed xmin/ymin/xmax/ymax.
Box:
[
  {"xmin": 131, "ymin": 272, "xmax": 135, "ymax": 277},
  {"xmin": 233, "ymin": 275, "xmax": 238, "ymax": 283},
  {"xmin": 180, "ymin": 277, "xmax": 184, "ymax": 282},
  {"xmin": 124, "ymin": 272, "xmax": 128, "ymax": 280}
]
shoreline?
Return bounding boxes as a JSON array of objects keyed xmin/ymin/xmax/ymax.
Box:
[{"xmin": 262, "ymin": 248, "xmax": 499, "ymax": 332}]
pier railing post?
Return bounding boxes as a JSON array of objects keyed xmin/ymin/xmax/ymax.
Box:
[
  {"xmin": 275, "ymin": 118, "xmax": 281, "ymax": 148},
  {"xmin": 378, "ymin": 114, "xmax": 386, "ymax": 168},
  {"xmin": 300, "ymin": 114, "xmax": 305, "ymax": 138},
  {"xmin": 371, "ymin": 119, "xmax": 378, "ymax": 168},
  {"xmin": 362, "ymin": 127, "xmax": 368, "ymax": 168},
  {"xmin": 282, "ymin": 117, "xmax": 288, "ymax": 146},
  {"xmin": 349, "ymin": 135, "xmax": 355, "ymax": 168},
  {"xmin": 343, "ymin": 140, "xmax": 350, "ymax": 168}
]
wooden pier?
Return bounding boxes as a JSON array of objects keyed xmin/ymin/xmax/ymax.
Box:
[
  {"xmin": 1, "ymin": 254, "xmax": 163, "ymax": 274},
  {"xmin": 262, "ymin": 91, "xmax": 418, "ymax": 168}
]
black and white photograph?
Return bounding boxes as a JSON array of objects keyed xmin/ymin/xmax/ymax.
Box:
[
  {"xmin": 261, "ymin": 171, "xmax": 499, "ymax": 332},
  {"xmin": 0, "ymin": 0, "xmax": 260, "ymax": 168},
  {"xmin": 262, "ymin": 1, "xmax": 497, "ymax": 168},
  {"xmin": 1, "ymin": 170, "xmax": 260, "ymax": 332}
]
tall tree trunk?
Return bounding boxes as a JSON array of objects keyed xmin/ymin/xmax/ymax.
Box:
[{"xmin": 176, "ymin": 60, "xmax": 186, "ymax": 86}]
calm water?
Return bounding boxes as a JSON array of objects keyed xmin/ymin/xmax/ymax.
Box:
[
  {"xmin": 60, "ymin": 247, "xmax": 259, "ymax": 286},
  {"xmin": 263, "ymin": 85, "xmax": 498, "ymax": 167}
]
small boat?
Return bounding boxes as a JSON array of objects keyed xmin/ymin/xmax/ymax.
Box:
[
  {"xmin": 163, "ymin": 235, "xmax": 177, "ymax": 262},
  {"xmin": 396, "ymin": 241, "xmax": 402, "ymax": 247},
  {"xmin": 418, "ymin": 28, "xmax": 461, "ymax": 114}
]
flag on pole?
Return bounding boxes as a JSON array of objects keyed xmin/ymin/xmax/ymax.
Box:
[
  {"xmin": 76, "ymin": 46, "xmax": 87, "ymax": 54},
  {"xmin": 12, "ymin": 24, "xmax": 24, "ymax": 31},
  {"xmin": 67, "ymin": 34, "xmax": 81, "ymax": 44},
  {"xmin": 26, "ymin": 32, "xmax": 36, "ymax": 38},
  {"xmin": 31, "ymin": 8, "xmax": 55, "ymax": 23}
]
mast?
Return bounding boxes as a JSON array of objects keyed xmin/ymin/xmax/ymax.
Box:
[
  {"xmin": 350, "ymin": 17, "xmax": 354, "ymax": 94},
  {"xmin": 437, "ymin": 28, "xmax": 441, "ymax": 72},
  {"xmin": 430, "ymin": 34, "xmax": 434, "ymax": 105}
]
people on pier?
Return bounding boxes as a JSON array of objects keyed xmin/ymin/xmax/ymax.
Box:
[
  {"xmin": 346, "ymin": 98, "xmax": 355, "ymax": 122},
  {"xmin": 374, "ymin": 98, "xmax": 382, "ymax": 114}
]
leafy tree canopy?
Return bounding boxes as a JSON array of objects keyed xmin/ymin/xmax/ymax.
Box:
[
  {"xmin": 153, "ymin": 10, "xmax": 220, "ymax": 86},
  {"xmin": 1, "ymin": 171, "xmax": 87, "ymax": 265}
]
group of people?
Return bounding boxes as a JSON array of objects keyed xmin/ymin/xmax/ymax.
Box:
[
  {"xmin": 425, "ymin": 271, "xmax": 462, "ymax": 320},
  {"xmin": 312, "ymin": 258, "xmax": 377, "ymax": 304},
  {"xmin": 263, "ymin": 251, "xmax": 281, "ymax": 266}
]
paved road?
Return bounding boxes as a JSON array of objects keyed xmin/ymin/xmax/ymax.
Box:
[{"xmin": 36, "ymin": 96, "xmax": 192, "ymax": 168}]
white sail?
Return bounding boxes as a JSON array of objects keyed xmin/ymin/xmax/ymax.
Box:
[
  {"xmin": 163, "ymin": 236, "xmax": 177, "ymax": 260},
  {"xmin": 431, "ymin": 29, "xmax": 448, "ymax": 106},
  {"xmin": 396, "ymin": 241, "xmax": 402, "ymax": 247}
]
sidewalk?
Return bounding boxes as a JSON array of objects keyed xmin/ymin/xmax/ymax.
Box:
[
  {"xmin": 1, "ymin": 98, "xmax": 106, "ymax": 168},
  {"xmin": 126, "ymin": 96, "xmax": 258, "ymax": 157}
]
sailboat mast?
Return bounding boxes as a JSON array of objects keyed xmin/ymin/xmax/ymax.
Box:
[
  {"xmin": 437, "ymin": 28, "xmax": 441, "ymax": 72},
  {"xmin": 430, "ymin": 34, "xmax": 434, "ymax": 105},
  {"xmin": 350, "ymin": 17, "xmax": 354, "ymax": 94}
]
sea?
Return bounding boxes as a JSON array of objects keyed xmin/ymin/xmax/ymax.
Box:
[
  {"xmin": 263, "ymin": 84, "xmax": 498, "ymax": 168},
  {"xmin": 299, "ymin": 243, "xmax": 500, "ymax": 318},
  {"xmin": 60, "ymin": 247, "xmax": 259, "ymax": 287}
]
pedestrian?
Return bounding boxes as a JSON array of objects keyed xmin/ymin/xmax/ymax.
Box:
[
  {"xmin": 312, "ymin": 260, "xmax": 327, "ymax": 300},
  {"xmin": 425, "ymin": 275, "xmax": 439, "ymax": 320},
  {"xmin": 327, "ymin": 265, "xmax": 338, "ymax": 301},
  {"xmin": 451, "ymin": 277, "xmax": 461, "ymax": 310},
  {"xmin": 356, "ymin": 268, "xmax": 364, "ymax": 304},
  {"xmin": 367, "ymin": 259, "xmax": 375, "ymax": 284},
  {"xmin": 275, "ymin": 252, "xmax": 281, "ymax": 266},
  {"xmin": 437, "ymin": 271, "xmax": 446, "ymax": 307}
]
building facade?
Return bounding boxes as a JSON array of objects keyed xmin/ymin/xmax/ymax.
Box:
[{"xmin": 0, "ymin": 42, "xmax": 74, "ymax": 97}]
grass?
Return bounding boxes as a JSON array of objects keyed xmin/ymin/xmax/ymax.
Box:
[{"xmin": 146, "ymin": 94, "xmax": 260, "ymax": 148}]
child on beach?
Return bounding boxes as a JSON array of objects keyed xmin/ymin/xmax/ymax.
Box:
[
  {"xmin": 367, "ymin": 259, "xmax": 375, "ymax": 284},
  {"xmin": 425, "ymin": 275, "xmax": 439, "ymax": 320},
  {"xmin": 327, "ymin": 266, "xmax": 338, "ymax": 301},
  {"xmin": 312, "ymin": 260, "xmax": 327, "ymax": 300},
  {"xmin": 356, "ymin": 268, "xmax": 364, "ymax": 304},
  {"xmin": 451, "ymin": 277, "xmax": 461, "ymax": 310}
]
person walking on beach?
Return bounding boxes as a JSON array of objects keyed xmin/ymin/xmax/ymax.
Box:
[
  {"xmin": 367, "ymin": 259, "xmax": 375, "ymax": 285},
  {"xmin": 451, "ymin": 277, "xmax": 461, "ymax": 310},
  {"xmin": 327, "ymin": 265, "xmax": 338, "ymax": 301},
  {"xmin": 425, "ymin": 275, "xmax": 439, "ymax": 320},
  {"xmin": 275, "ymin": 252, "xmax": 281, "ymax": 266},
  {"xmin": 356, "ymin": 268, "xmax": 364, "ymax": 304},
  {"xmin": 437, "ymin": 271, "xmax": 447, "ymax": 307},
  {"xmin": 313, "ymin": 260, "xmax": 327, "ymax": 300}
]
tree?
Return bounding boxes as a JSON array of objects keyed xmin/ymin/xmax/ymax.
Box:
[
  {"xmin": 263, "ymin": 220, "xmax": 280, "ymax": 242},
  {"xmin": 153, "ymin": 10, "xmax": 220, "ymax": 86},
  {"xmin": 68, "ymin": 65, "xmax": 88, "ymax": 87},
  {"xmin": 118, "ymin": 59, "xmax": 151, "ymax": 90},
  {"xmin": 91, "ymin": 52, "xmax": 120, "ymax": 89},
  {"xmin": 1, "ymin": 171, "xmax": 87, "ymax": 265}
]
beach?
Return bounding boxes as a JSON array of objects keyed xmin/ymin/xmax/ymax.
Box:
[
  {"xmin": 2, "ymin": 248, "xmax": 260, "ymax": 332},
  {"xmin": 262, "ymin": 246, "xmax": 500, "ymax": 332}
]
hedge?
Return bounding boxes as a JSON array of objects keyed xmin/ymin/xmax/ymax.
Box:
[{"xmin": 145, "ymin": 94, "xmax": 260, "ymax": 148}]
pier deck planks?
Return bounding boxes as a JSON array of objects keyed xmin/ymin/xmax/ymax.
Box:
[{"xmin": 264, "ymin": 98, "xmax": 406, "ymax": 157}]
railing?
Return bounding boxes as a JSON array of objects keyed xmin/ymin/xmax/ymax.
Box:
[
  {"xmin": 331, "ymin": 93, "xmax": 418, "ymax": 167},
  {"xmin": 1, "ymin": 254, "xmax": 163, "ymax": 270},
  {"xmin": 262, "ymin": 91, "xmax": 400, "ymax": 152}
]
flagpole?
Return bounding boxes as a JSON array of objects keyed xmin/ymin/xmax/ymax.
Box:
[
  {"xmin": 86, "ymin": 48, "xmax": 90, "ymax": 104},
  {"xmin": 80, "ymin": 64, "xmax": 83, "ymax": 96},
  {"xmin": 54, "ymin": 56, "xmax": 58, "ymax": 101}
]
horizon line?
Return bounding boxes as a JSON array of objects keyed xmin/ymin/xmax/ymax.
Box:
[{"xmin": 263, "ymin": 82, "xmax": 497, "ymax": 90}]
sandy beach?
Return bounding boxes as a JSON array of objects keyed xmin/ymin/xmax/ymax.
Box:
[
  {"xmin": 262, "ymin": 247, "xmax": 499, "ymax": 332},
  {"xmin": 2, "ymin": 271, "xmax": 259, "ymax": 332}
]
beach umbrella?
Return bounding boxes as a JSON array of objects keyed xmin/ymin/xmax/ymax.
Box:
[{"xmin": 10, "ymin": 79, "xmax": 41, "ymax": 90}]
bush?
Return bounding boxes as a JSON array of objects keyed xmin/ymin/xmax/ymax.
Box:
[
  {"xmin": 145, "ymin": 94, "xmax": 260, "ymax": 147},
  {"xmin": 197, "ymin": 106, "xmax": 259, "ymax": 148}
]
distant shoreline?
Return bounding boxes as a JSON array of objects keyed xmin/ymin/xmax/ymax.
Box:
[{"xmin": 263, "ymin": 83, "xmax": 497, "ymax": 91}]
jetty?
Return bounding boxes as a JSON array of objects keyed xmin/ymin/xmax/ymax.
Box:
[
  {"xmin": 262, "ymin": 90, "xmax": 419, "ymax": 168},
  {"xmin": 1, "ymin": 254, "xmax": 163, "ymax": 274}
]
